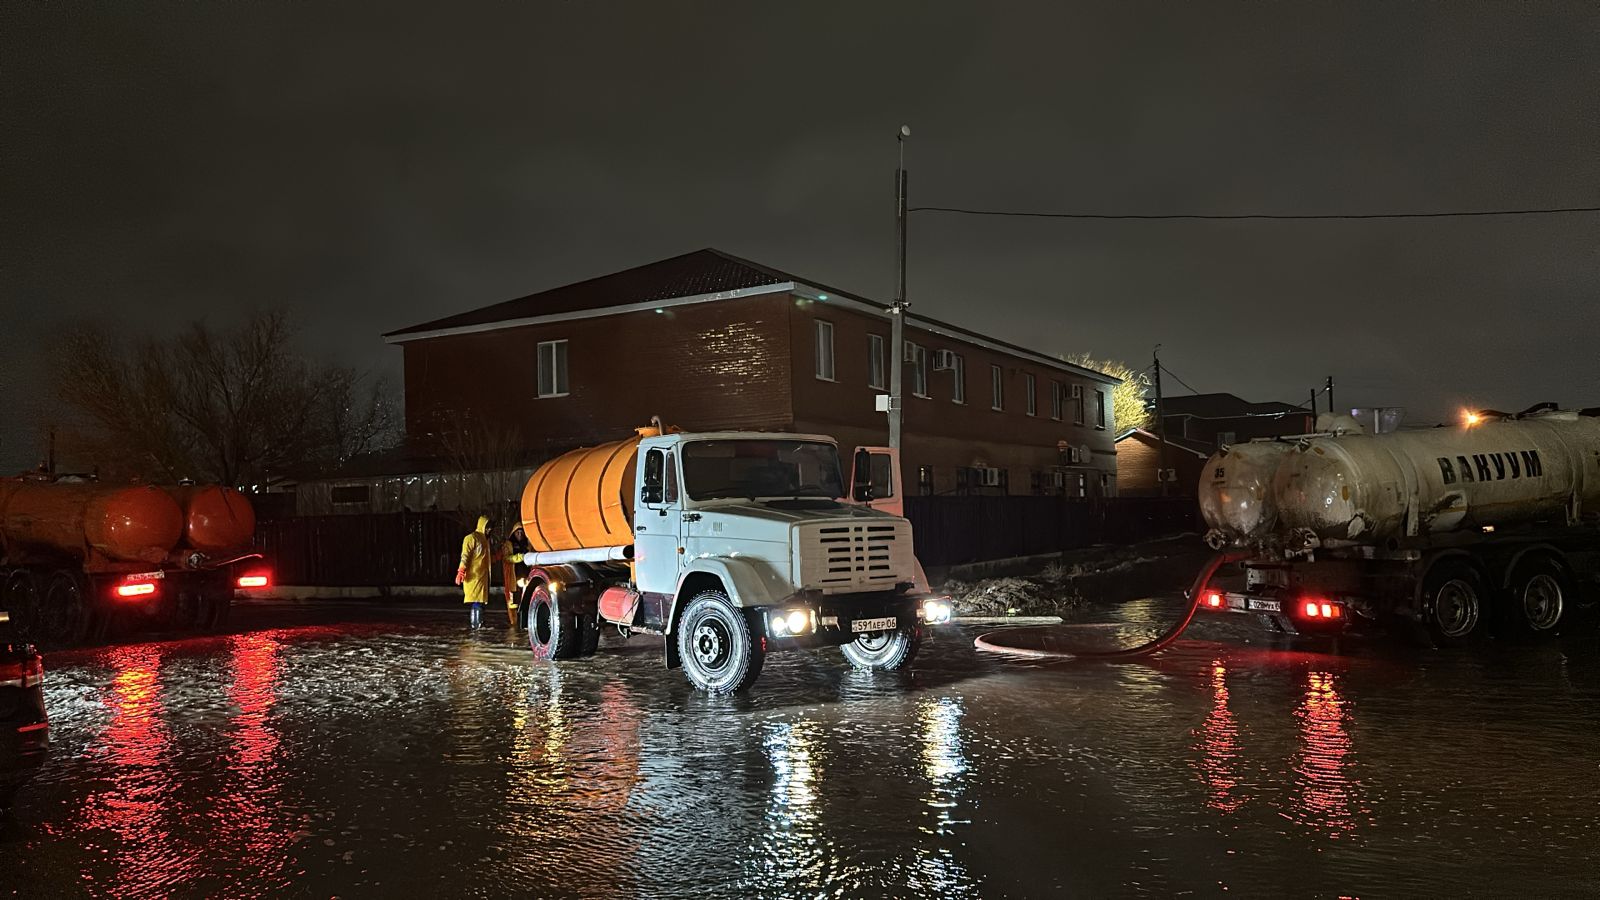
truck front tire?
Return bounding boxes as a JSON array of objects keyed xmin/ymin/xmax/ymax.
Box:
[
  {"xmin": 676, "ymin": 590, "xmax": 763, "ymax": 693},
  {"xmin": 841, "ymin": 626, "xmax": 922, "ymax": 671}
]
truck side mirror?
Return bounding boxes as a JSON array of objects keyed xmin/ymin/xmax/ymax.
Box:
[{"xmin": 852, "ymin": 448, "xmax": 874, "ymax": 502}]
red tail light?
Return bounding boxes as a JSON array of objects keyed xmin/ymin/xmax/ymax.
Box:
[
  {"xmin": 236, "ymin": 571, "xmax": 271, "ymax": 589},
  {"xmin": 1204, "ymin": 591, "xmax": 1224, "ymax": 609},
  {"xmin": 115, "ymin": 580, "xmax": 158, "ymax": 599},
  {"xmin": 1303, "ymin": 601, "xmax": 1320, "ymax": 618},
  {"xmin": 0, "ymin": 654, "xmax": 43, "ymax": 688},
  {"xmin": 1301, "ymin": 598, "xmax": 1343, "ymax": 620}
]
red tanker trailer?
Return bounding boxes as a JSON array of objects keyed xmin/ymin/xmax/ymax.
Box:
[{"xmin": 0, "ymin": 475, "xmax": 271, "ymax": 645}]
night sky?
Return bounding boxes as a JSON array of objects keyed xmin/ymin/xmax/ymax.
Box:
[{"xmin": 3, "ymin": 3, "xmax": 1597, "ymax": 471}]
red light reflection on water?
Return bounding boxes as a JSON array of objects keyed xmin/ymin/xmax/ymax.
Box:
[
  {"xmin": 1291, "ymin": 670, "xmax": 1363, "ymax": 837},
  {"xmin": 77, "ymin": 644, "xmax": 204, "ymax": 898},
  {"xmin": 1193, "ymin": 659, "xmax": 1247, "ymax": 813},
  {"xmin": 214, "ymin": 632, "xmax": 299, "ymax": 887}
]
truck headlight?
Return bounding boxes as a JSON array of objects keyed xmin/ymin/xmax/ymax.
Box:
[
  {"xmin": 771, "ymin": 608, "xmax": 813, "ymax": 637},
  {"xmin": 921, "ymin": 598, "xmax": 952, "ymax": 625},
  {"xmin": 785, "ymin": 610, "xmax": 809, "ymax": 635}
]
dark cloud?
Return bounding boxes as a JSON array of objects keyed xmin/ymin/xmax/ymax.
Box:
[{"xmin": 3, "ymin": 2, "xmax": 1597, "ymax": 470}]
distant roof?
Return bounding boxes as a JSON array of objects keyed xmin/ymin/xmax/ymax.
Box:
[
  {"xmin": 384, "ymin": 248, "xmax": 1119, "ymax": 385},
  {"xmin": 1160, "ymin": 392, "xmax": 1306, "ymax": 419},
  {"xmin": 1113, "ymin": 427, "xmax": 1215, "ymax": 458}
]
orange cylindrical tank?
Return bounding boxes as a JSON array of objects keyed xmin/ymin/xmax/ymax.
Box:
[
  {"xmin": 165, "ymin": 485, "xmax": 257, "ymax": 552},
  {"xmin": 520, "ymin": 426, "xmax": 665, "ymax": 552},
  {"xmin": 0, "ymin": 478, "xmax": 184, "ymax": 565}
]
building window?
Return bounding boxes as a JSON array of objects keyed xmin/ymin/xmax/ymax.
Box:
[
  {"xmin": 1217, "ymin": 431, "xmax": 1236, "ymax": 448},
  {"xmin": 868, "ymin": 334, "xmax": 885, "ymax": 390},
  {"xmin": 918, "ymin": 465, "xmax": 934, "ymax": 495},
  {"xmin": 814, "ymin": 320, "xmax": 835, "ymax": 381},
  {"xmin": 537, "ymin": 340, "xmax": 569, "ymax": 397},
  {"xmin": 908, "ymin": 342, "xmax": 929, "ymax": 398},
  {"xmin": 991, "ymin": 365, "xmax": 1004, "ymax": 411},
  {"xmin": 952, "ymin": 354, "xmax": 966, "ymax": 404},
  {"xmin": 1051, "ymin": 380, "xmax": 1063, "ymax": 421},
  {"xmin": 1095, "ymin": 389, "xmax": 1106, "ymax": 428},
  {"xmin": 1071, "ymin": 384, "xmax": 1085, "ymax": 425},
  {"xmin": 330, "ymin": 484, "xmax": 370, "ymax": 505},
  {"xmin": 1025, "ymin": 373, "xmax": 1037, "ymax": 416}
]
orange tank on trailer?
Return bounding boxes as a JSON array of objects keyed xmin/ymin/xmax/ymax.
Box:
[
  {"xmin": 0, "ymin": 478, "xmax": 184, "ymax": 566},
  {"xmin": 165, "ymin": 485, "xmax": 256, "ymax": 553}
]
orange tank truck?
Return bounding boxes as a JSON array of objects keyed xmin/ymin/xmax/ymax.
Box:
[{"xmin": 0, "ymin": 476, "xmax": 271, "ymax": 646}]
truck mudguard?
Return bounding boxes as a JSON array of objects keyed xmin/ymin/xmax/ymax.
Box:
[{"xmin": 671, "ymin": 556, "xmax": 789, "ymax": 623}]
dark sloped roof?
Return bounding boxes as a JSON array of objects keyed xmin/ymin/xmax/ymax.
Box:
[
  {"xmin": 384, "ymin": 247, "xmax": 1119, "ymax": 384},
  {"xmin": 1161, "ymin": 392, "xmax": 1305, "ymax": 419},
  {"xmin": 385, "ymin": 249, "xmax": 790, "ymax": 338},
  {"xmin": 1113, "ymin": 428, "xmax": 1215, "ymax": 458}
]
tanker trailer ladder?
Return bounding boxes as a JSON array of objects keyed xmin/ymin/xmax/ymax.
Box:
[{"xmin": 973, "ymin": 552, "xmax": 1246, "ymax": 660}]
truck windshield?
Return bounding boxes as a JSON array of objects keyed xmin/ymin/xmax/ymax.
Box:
[{"xmin": 681, "ymin": 440, "xmax": 844, "ymax": 501}]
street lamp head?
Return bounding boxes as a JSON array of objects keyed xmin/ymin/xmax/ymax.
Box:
[{"xmin": 898, "ymin": 124, "xmax": 911, "ymax": 139}]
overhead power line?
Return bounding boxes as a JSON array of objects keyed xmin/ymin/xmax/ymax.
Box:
[
  {"xmin": 1159, "ymin": 364, "xmax": 1201, "ymax": 395},
  {"xmin": 909, "ymin": 204, "xmax": 1600, "ymax": 221}
]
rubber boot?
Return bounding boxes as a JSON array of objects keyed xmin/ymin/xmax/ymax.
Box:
[{"xmin": 469, "ymin": 603, "xmax": 482, "ymax": 629}]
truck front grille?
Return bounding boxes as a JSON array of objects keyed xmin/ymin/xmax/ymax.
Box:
[{"xmin": 796, "ymin": 519, "xmax": 915, "ymax": 593}]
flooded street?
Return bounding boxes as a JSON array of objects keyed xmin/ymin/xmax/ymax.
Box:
[{"xmin": 6, "ymin": 599, "xmax": 1600, "ymax": 898}]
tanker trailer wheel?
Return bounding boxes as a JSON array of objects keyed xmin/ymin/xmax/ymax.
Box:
[
  {"xmin": 676, "ymin": 590, "xmax": 763, "ymax": 693},
  {"xmin": 841, "ymin": 625, "xmax": 923, "ymax": 671},
  {"xmin": 577, "ymin": 606, "xmax": 601, "ymax": 657},
  {"xmin": 527, "ymin": 584, "xmax": 580, "ymax": 661},
  {"xmin": 2, "ymin": 570, "xmax": 42, "ymax": 641},
  {"xmin": 40, "ymin": 569, "xmax": 94, "ymax": 647},
  {"xmin": 1506, "ymin": 557, "xmax": 1570, "ymax": 638},
  {"xmin": 1419, "ymin": 561, "xmax": 1488, "ymax": 648}
]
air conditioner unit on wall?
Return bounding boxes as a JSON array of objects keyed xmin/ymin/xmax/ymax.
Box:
[{"xmin": 932, "ymin": 349, "xmax": 957, "ymax": 371}]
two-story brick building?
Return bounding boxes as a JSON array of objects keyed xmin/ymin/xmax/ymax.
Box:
[{"xmin": 381, "ymin": 248, "xmax": 1120, "ymax": 500}]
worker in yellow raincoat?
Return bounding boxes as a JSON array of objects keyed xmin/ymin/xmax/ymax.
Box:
[
  {"xmin": 455, "ymin": 515, "xmax": 502, "ymax": 629},
  {"xmin": 501, "ymin": 526, "xmax": 529, "ymax": 627}
]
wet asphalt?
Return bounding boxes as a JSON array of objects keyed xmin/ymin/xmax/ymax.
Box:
[{"xmin": 4, "ymin": 597, "xmax": 1600, "ymax": 898}]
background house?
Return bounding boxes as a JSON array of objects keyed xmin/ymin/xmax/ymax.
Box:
[
  {"xmin": 380, "ymin": 248, "xmax": 1122, "ymax": 503},
  {"xmin": 1115, "ymin": 392, "xmax": 1315, "ymax": 496}
]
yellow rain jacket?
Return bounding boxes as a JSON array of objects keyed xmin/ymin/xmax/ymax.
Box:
[{"xmin": 457, "ymin": 515, "xmax": 494, "ymax": 604}]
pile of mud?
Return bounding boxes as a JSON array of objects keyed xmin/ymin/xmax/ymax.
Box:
[{"xmin": 941, "ymin": 536, "xmax": 1210, "ymax": 617}]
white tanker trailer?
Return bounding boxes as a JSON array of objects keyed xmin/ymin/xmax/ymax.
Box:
[{"xmin": 1197, "ymin": 406, "xmax": 1600, "ymax": 646}]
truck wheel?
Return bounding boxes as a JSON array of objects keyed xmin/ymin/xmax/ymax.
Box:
[
  {"xmin": 1507, "ymin": 557, "xmax": 1569, "ymax": 637},
  {"xmin": 2, "ymin": 570, "xmax": 41, "ymax": 641},
  {"xmin": 841, "ymin": 626, "xmax": 922, "ymax": 671},
  {"xmin": 676, "ymin": 590, "xmax": 763, "ymax": 693},
  {"xmin": 578, "ymin": 610, "xmax": 601, "ymax": 657},
  {"xmin": 528, "ymin": 584, "xmax": 579, "ymax": 661},
  {"xmin": 40, "ymin": 569, "xmax": 93, "ymax": 647},
  {"xmin": 1420, "ymin": 561, "xmax": 1488, "ymax": 647}
]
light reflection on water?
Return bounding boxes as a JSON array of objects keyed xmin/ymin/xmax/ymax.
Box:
[
  {"xmin": 1192, "ymin": 659, "xmax": 1247, "ymax": 814},
  {"xmin": 1291, "ymin": 670, "xmax": 1364, "ymax": 838}
]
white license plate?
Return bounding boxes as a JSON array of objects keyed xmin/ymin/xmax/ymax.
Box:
[
  {"xmin": 1246, "ymin": 598, "xmax": 1281, "ymax": 613},
  {"xmin": 851, "ymin": 616, "xmax": 898, "ymax": 633}
]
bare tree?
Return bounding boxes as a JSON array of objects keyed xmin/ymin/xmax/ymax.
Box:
[
  {"xmin": 437, "ymin": 417, "xmax": 530, "ymax": 521},
  {"xmin": 53, "ymin": 310, "xmax": 397, "ymax": 485}
]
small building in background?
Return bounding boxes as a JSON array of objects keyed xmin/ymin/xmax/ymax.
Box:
[
  {"xmin": 374, "ymin": 248, "xmax": 1123, "ymax": 504},
  {"xmin": 1115, "ymin": 393, "xmax": 1316, "ymax": 497}
]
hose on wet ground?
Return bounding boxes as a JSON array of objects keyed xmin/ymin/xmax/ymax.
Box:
[{"xmin": 974, "ymin": 551, "xmax": 1246, "ymax": 660}]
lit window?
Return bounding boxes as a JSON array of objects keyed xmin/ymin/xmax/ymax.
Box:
[
  {"xmin": 1051, "ymin": 381, "xmax": 1063, "ymax": 420},
  {"xmin": 908, "ymin": 342, "xmax": 929, "ymax": 398},
  {"xmin": 537, "ymin": 340, "xmax": 568, "ymax": 397},
  {"xmin": 814, "ymin": 320, "xmax": 835, "ymax": 381},
  {"xmin": 991, "ymin": 365, "xmax": 1004, "ymax": 411},
  {"xmin": 1071, "ymin": 384, "xmax": 1085, "ymax": 425},
  {"xmin": 1025, "ymin": 373, "xmax": 1037, "ymax": 416},
  {"xmin": 1095, "ymin": 390, "xmax": 1107, "ymax": 428},
  {"xmin": 868, "ymin": 334, "xmax": 885, "ymax": 390},
  {"xmin": 952, "ymin": 354, "xmax": 965, "ymax": 404}
]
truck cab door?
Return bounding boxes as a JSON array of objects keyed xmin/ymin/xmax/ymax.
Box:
[
  {"xmin": 633, "ymin": 446, "xmax": 682, "ymax": 628},
  {"xmin": 849, "ymin": 446, "xmax": 903, "ymax": 517}
]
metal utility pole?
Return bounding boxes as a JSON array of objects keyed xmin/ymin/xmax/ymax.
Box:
[
  {"xmin": 1326, "ymin": 375, "xmax": 1335, "ymax": 416},
  {"xmin": 1310, "ymin": 388, "xmax": 1319, "ymax": 415},
  {"xmin": 888, "ymin": 124, "xmax": 911, "ymax": 453},
  {"xmin": 1153, "ymin": 345, "xmax": 1170, "ymax": 497}
]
